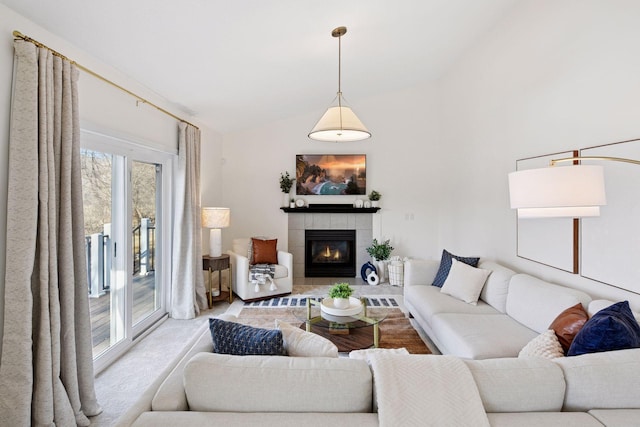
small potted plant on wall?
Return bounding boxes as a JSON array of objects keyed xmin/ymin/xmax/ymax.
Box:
[
  {"xmin": 280, "ymin": 172, "xmax": 294, "ymax": 207},
  {"xmin": 328, "ymin": 282, "xmax": 353, "ymax": 309},
  {"xmin": 366, "ymin": 238, "xmax": 394, "ymax": 283},
  {"xmin": 368, "ymin": 190, "xmax": 381, "ymax": 208}
]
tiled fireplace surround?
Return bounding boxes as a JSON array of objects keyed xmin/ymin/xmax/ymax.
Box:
[{"xmin": 287, "ymin": 212, "xmax": 373, "ymax": 279}]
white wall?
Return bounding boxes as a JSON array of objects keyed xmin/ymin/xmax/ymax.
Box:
[
  {"xmin": 436, "ymin": 0, "xmax": 640, "ymax": 309},
  {"xmin": 219, "ymin": 0, "xmax": 640, "ymax": 310},
  {"xmin": 0, "ymin": 5, "xmax": 223, "ymax": 352},
  {"xmin": 218, "ymin": 81, "xmax": 442, "ymax": 258}
]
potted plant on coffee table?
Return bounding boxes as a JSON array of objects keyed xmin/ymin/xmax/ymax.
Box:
[
  {"xmin": 328, "ymin": 282, "xmax": 353, "ymax": 310},
  {"xmin": 366, "ymin": 238, "xmax": 394, "ymax": 283}
]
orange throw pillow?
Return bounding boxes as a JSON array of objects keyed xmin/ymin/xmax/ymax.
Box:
[
  {"xmin": 549, "ymin": 303, "xmax": 589, "ymax": 352},
  {"xmin": 251, "ymin": 238, "xmax": 278, "ymax": 264}
]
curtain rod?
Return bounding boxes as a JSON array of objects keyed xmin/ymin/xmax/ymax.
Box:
[{"xmin": 13, "ymin": 30, "xmax": 199, "ymax": 130}]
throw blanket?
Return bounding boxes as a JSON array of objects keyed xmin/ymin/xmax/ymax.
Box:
[
  {"xmin": 249, "ymin": 264, "xmax": 275, "ymax": 284},
  {"xmin": 370, "ymin": 355, "xmax": 490, "ymax": 427}
]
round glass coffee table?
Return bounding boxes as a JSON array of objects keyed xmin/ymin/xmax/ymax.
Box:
[{"xmin": 293, "ymin": 297, "xmax": 387, "ymax": 351}]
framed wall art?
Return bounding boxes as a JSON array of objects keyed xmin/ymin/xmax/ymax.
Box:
[{"xmin": 295, "ymin": 154, "xmax": 366, "ymax": 195}]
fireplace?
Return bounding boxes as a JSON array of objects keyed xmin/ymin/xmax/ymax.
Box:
[{"xmin": 305, "ymin": 229, "xmax": 356, "ymax": 277}]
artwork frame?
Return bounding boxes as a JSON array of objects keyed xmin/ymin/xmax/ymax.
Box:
[{"xmin": 295, "ymin": 154, "xmax": 366, "ymax": 195}]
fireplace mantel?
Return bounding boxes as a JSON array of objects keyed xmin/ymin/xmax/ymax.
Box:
[{"xmin": 281, "ymin": 204, "xmax": 380, "ymax": 214}]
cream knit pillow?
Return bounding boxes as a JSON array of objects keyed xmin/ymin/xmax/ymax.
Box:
[{"xmin": 518, "ymin": 329, "xmax": 564, "ymax": 359}]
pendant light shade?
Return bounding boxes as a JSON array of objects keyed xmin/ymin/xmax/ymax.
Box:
[
  {"xmin": 309, "ymin": 26, "xmax": 371, "ymax": 142},
  {"xmin": 308, "ymin": 104, "xmax": 371, "ymax": 142}
]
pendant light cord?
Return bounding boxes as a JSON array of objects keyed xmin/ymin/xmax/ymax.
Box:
[{"xmin": 337, "ymin": 31, "xmax": 343, "ymax": 130}]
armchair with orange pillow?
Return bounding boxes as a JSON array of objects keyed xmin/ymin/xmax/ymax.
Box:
[{"xmin": 228, "ymin": 238, "xmax": 293, "ymax": 301}]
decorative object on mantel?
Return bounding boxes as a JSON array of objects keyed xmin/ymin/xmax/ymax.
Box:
[
  {"xmin": 308, "ymin": 26, "xmax": 371, "ymax": 142},
  {"xmin": 355, "ymin": 199, "xmax": 364, "ymax": 208},
  {"xmin": 366, "ymin": 238, "xmax": 394, "ymax": 283},
  {"xmin": 280, "ymin": 203, "xmax": 380, "ymax": 213},
  {"xmin": 289, "ymin": 198, "xmax": 295, "ymax": 208},
  {"xmin": 295, "ymin": 198, "xmax": 305, "ymax": 208},
  {"xmin": 279, "ymin": 171, "xmax": 295, "ymax": 207},
  {"xmin": 368, "ymin": 190, "xmax": 381, "ymax": 208}
]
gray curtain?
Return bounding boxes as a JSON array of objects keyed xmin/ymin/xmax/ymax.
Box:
[
  {"xmin": 170, "ymin": 122, "xmax": 207, "ymax": 319},
  {"xmin": 0, "ymin": 41, "xmax": 102, "ymax": 426}
]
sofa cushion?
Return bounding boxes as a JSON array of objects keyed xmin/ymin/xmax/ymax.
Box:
[
  {"xmin": 477, "ymin": 261, "xmax": 517, "ymax": 313},
  {"xmin": 518, "ymin": 329, "xmax": 564, "ymax": 359},
  {"xmin": 132, "ymin": 412, "xmax": 380, "ymax": 427},
  {"xmin": 567, "ymin": 301, "xmax": 640, "ymax": 356},
  {"xmin": 405, "ymin": 284, "xmax": 500, "ymax": 325},
  {"xmin": 554, "ymin": 348, "xmax": 640, "ymax": 411},
  {"xmin": 431, "ymin": 313, "xmax": 537, "ymax": 359},
  {"xmin": 251, "ymin": 238, "xmax": 278, "ymax": 264},
  {"xmin": 589, "ymin": 409, "xmax": 640, "ymax": 427},
  {"xmin": 208, "ymin": 318, "xmax": 284, "ymax": 356},
  {"xmin": 275, "ymin": 319, "xmax": 338, "ymax": 357},
  {"xmin": 183, "ymin": 353, "xmax": 373, "ymax": 413},
  {"xmin": 440, "ymin": 258, "xmax": 491, "ymax": 305},
  {"xmin": 432, "ymin": 249, "xmax": 480, "ymax": 288},
  {"xmin": 506, "ymin": 274, "xmax": 591, "ymax": 334},
  {"xmin": 549, "ymin": 303, "xmax": 588, "ymax": 352},
  {"xmin": 465, "ymin": 357, "xmax": 565, "ymax": 412},
  {"xmin": 589, "ymin": 299, "xmax": 640, "ymax": 324},
  {"xmin": 486, "ymin": 412, "xmax": 604, "ymax": 427}
]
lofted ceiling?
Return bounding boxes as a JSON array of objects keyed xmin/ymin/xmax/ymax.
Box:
[{"xmin": 1, "ymin": 0, "xmax": 521, "ymax": 133}]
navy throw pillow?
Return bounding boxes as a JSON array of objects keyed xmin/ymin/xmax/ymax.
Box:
[
  {"xmin": 567, "ymin": 301, "xmax": 640, "ymax": 356},
  {"xmin": 432, "ymin": 249, "xmax": 480, "ymax": 288},
  {"xmin": 209, "ymin": 318, "xmax": 284, "ymax": 356}
]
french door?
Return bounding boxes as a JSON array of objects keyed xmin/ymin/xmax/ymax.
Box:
[{"xmin": 81, "ymin": 130, "xmax": 173, "ymax": 372}]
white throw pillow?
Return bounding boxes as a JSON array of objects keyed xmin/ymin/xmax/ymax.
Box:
[
  {"xmin": 519, "ymin": 329, "xmax": 564, "ymax": 359},
  {"xmin": 440, "ymin": 258, "xmax": 491, "ymax": 305},
  {"xmin": 275, "ymin": 319, "xmax": 338, "ymax": 358}
]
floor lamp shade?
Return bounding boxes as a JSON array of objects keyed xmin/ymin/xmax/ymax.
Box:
[
  {"xmin": 202, "ymin": 207, "xmax": 230, "ymax": 256},
  {"xmin": 309, "ymin": 105, "xmax": 371, "ymax": 142},
  {"xmin": 508, "ymin": 165, "xmax": 606, "ymax": 218}
]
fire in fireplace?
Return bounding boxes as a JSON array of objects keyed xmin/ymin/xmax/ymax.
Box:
[{"xmin": 305, "ymin": 229, "xmax": 356, "ymax": 277}]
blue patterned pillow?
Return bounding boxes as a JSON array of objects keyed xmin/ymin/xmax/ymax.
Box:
[
  {"xmin": 567, "ymin": 301, "xmax": 640, "ymax": 356},
  {"xmin": 209, "ymin": 318, "xmax": 285, "ymax": 356},
  {"xmin": 432, "ymin": 249, "xmax": 480, "ymax": 288}
]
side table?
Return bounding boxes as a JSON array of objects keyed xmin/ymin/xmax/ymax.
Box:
[{"xmin": 202, "ymin": 254, "xmax": 233, "ymax": 307}]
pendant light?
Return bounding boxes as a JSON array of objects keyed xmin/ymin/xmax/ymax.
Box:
[{"xmin": 308, "ymin": 26, "xmax": 371, "ymax": 142}]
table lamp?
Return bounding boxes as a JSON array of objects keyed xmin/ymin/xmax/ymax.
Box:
[{"xmin": 202, "ymin": 207, "xmax": 230, "ymax": 257}]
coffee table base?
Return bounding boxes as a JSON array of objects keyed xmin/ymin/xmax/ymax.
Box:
[{"xmin": 300, "ymin": 323, "xmax": 379, "ymax": 352}]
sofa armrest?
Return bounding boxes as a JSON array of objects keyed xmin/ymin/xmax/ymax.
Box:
[
  {"xmin": 277, "ymin": 250, "xmax": 293, "ymax": 271},
  {"xmin": 404, "ymin": 259, "xmax": 440, "ymax": 287}
]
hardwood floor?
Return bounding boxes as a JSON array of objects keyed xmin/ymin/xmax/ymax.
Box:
[{"xmin": 89, "ymin": 272, "xmax": 158, "ymax": 356}]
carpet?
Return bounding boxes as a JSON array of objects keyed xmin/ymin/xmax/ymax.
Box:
[{"xmin": 235, "ymin": 305, "xmax": 431, "ymax": 354}]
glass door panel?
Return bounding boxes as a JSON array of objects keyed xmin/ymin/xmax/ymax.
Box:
[
  {"xmin": 81, "ymin": 148, "xmax": 125, "ymax": 358},
  {"xmin": 131, "ymin": 160, "xmax": 161, "ymax": 325}
]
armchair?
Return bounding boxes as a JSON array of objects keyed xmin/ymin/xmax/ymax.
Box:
[{"xmin": 228, "ymin": 238, "xmax": 293, "ymax": 302}]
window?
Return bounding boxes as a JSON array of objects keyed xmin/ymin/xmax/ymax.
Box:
[{"xmin": 81, "ymin": 130, "xmax": 173, "ymax": 373}]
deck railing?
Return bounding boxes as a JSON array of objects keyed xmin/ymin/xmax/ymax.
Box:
[{"xmin": 86, "ymin": 219, "xmax": 155, "ymax": 298}]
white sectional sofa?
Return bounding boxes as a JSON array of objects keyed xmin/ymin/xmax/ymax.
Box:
[
  {"xmin": 114, "ymin": 320, "xmax": 640, "ymax": 426},
  {"xmin": 404, "ymin": 259, "xmax": 593, "ymax": 359}
]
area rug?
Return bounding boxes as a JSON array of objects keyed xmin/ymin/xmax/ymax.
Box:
[
  {"xmin": 243, "ymin": 295, "xmax": 401, "ymax": 309},
  {"xmin": 234, "ymin": 306, "xmax": 431, "ymax": 354}
]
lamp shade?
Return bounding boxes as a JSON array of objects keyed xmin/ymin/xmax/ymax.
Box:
[
  {"xmin": 309, "ymin": 106, "xmax": 371, "ymax": 142},
  {"xmin": 508, "ymin": 165, "xmax": 606, "ymax": 218},
  {"xmin": 202, "ymin": 207, "xmax": 230, "ymax": 229}
]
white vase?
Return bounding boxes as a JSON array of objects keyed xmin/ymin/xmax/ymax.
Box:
[
  {"xmin": 371, "ymin": 200, "xmax": 379, "ymax": 208},
  {"xmin": 374, "ymin": 259, "xmax": 388, "ymax": 283},
  {"xmin": 333, "ymin": 297, "xmax": 350, "ymax": 309},
  {"xmin": 282, "ymin": 193, "xmax": 290, "ymax": 207},
  {"xmin": 289, "ymin": 202, "xmax": 295, "ymax": 208}
]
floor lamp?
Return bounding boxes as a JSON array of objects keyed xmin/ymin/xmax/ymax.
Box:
[{"xmin": 202, "ymin": 207, "xmax": 230, "ymax": 257}]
